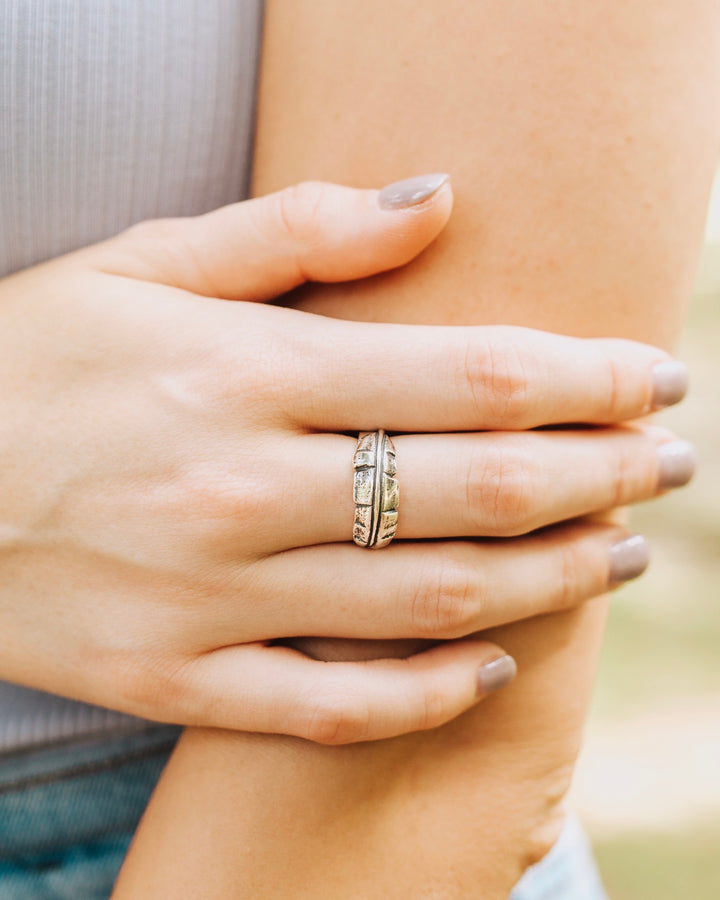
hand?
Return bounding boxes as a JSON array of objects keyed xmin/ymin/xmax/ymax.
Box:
[{"xmin": 0, "ymin": 177, "xmax": 692, "ymax": 742}]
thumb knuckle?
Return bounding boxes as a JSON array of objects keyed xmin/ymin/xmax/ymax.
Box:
[{"xmin": 276, "ymin": 181, "xmax": 330, "ymax": 247}]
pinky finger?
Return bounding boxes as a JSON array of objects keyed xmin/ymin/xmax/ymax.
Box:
[{"xmin": 175, "ymin": 640, "xmax": 517, "ymax": 744}]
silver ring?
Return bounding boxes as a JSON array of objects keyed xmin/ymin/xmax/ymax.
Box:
[{"xmin": 352, "ymin": 430, "xmax": 399, "ymax": 549}]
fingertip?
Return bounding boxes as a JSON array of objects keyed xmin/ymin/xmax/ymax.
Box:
[
  {"xmin": 475, "ymin": 654, "xmax": 517, "ymax": 698},
  {"xmin": 376, "ymin": 173, "xmax": 453, "ymax": 241},
  {"xmin": 651, "ymin": 360, "xmax": 689, "ymax": 409},
  {"xmin": 356, "ymin": 174, "xmax": 452, "ymax": 276},
  {"xmin": 377, "ymin": 173, "xmax": 451, "ymax": 211},
  {"xmin": 608, "ymin": 533, "xmax": 651, "ymax": 586}
]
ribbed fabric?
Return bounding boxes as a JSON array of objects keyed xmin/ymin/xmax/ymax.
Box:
[
  {"xmin": 0, "ymin": 0, "xmax": 263, "ymax": 751},
  {"xmin": 0, "ymin": 684, "xmax": 146, "ymax": 754},
  {"xmin": 0, "ymin": 0, "xmax": 262, "ymax": 276}
]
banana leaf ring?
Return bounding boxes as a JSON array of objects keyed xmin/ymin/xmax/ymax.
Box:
[{"xmin": 352, "ymin": 430, "xmax": 399, "ymax": 549}]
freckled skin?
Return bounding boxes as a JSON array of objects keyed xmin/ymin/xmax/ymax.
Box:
[{"xmin": 113, "ymin": 1, "xmax": 719, "ymax": 896}]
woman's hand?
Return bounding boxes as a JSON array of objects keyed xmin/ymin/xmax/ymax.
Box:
[{"xmin": 0, "ymin": 177, "xmax": 692, "ymax": 741}]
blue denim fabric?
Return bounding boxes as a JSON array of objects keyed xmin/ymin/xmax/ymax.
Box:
[
  {"xmin": 0, "ymin": 727, "xmax": 180, "ymax": 899},
  {"xmin": 0, "ymin": 727, "xmax": 607, "ymax": 899}
]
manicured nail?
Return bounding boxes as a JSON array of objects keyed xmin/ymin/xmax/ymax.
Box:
[
  {"xmin": 608, "ymin": 534, "xmax": 650, "ymax": 585},
  {"xmin": 652, "ymin": 361, "xmax": 689, "ymax": 409},
  {"xmin": 658, "ymin": 440, "xmax": 696, "ymax": 488},
  {"xmin": 476, "ymin": 655, "xmax": 517, "ymax": 697},
  {"xmin": 378, "ymin": 173, "xmax": 449, "ymax": 210}
]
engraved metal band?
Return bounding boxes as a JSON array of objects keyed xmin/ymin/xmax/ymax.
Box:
[{"xmin": 352, "ymin": 430, "xmax": 399, "ymax": 549}]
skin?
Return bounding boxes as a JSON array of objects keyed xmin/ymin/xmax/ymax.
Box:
[
  {"xmin": 114, "ymin": 0, "xmax": 719, "ymax": 897},
  {"xmin": 0, "ymin": 182, "xmax": 678, "ymax": 741}
]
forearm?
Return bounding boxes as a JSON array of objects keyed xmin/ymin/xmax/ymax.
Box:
[
  {"xmin": 116, "ymin": 614, "xmax": 605, "ymax": 898},
  {"xmin": 114, "ymin": 1, "xmax": 719, "ymax": 896}
]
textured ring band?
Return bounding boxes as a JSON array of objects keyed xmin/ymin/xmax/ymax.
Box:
[{"xmin": 352, "ymin": 430, "xmax": 399, "ymax": 549}]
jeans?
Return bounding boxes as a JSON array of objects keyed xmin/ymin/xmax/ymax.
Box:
[
  {"xmin": 509, "ymin": 814, "xmax": 609, "ymax": 900},
  {"xmin": 0, "ymin": 727, "xmax": 607, "ymax": 899},
  {"xmin": 0, "ymin": 727, "xmax": 180, "ymax": 899}
]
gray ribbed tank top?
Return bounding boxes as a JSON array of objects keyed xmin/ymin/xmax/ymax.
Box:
[{"xmin": 0, "ymin": 0, "xmax": 263, "ymax": 751}]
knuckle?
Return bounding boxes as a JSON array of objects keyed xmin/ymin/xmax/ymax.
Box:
[
  {"xmin": 119, "ymin": 217, "xmax": 185, "ymax": 270},
  {"xmin": 300, "ymin": 689, "xmax": 371, "ymax": 746},
  {"xmin": 188, "ymin": 464, "xmax": 271, "ymax": 528},
  {"xmin": 464, "ymin": 334, "xmax": 533, "ymax": 426},
  {"xmin": 416, "ymin": 683, "xmax": 452, "ymax": 732},
  {"xmin": 609, "ymin": 440, "xmax": 637, "ymax": 507},
  {"xmin": 467, "ymin": 442, "xmax": 539, "ymax": 536},
  {"xmin": 602, "ymin": 353, "xmax": 625, "ymax": 421},
  {"xmin": 156, "ymin": 461, "xmax": 272, "ymax": 548},
  {"xmin": 113, "ymin": 654, "xmax": 186, "ymax": 721},
  {"xmin": 277, "ymin": 181, "xmax": 329, "ymax": 249},
  {"xmin": 409, "ymin": 552, "xmax": 479, "ymax": 638},
  {"xmin": 118, "ymin": 216, "xmax": 217, "ymax": 293},
  {"xmin": 121, "ymin": 216, "xmax": 183, "ymax": 246},
  {"xmin": 204, "ymin": 336, "xmax": 286, "ymax": 413},
  {"xmin": 555, "ymin": 540, "xmax": 586, "ymax": 610}
]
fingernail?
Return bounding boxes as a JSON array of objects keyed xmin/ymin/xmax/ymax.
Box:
[
  {"xmin": 476, "ymin": 655, "xmax": 517, "ymax": 697},
  {"xmin": 608, "ymin": 534, "xmax": 650, "ymax": 585},
  {"xmin": 652, "ymin": 361, "xmax": 689, "ymax": 409},
  {"xmin": 657, "ymin": 440, "xmax": 696, "ymax": 488},
  {"xmin": 378, "ymin": 173, "xmax": 450, "ymax": 210}
]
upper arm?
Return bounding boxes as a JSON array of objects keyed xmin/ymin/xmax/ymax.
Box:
[{"xmin": 253, "ymin": 0, "xmax": 719, "ymax": 346}]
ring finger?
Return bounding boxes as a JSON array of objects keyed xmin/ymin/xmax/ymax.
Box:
[{"xmin": 267, "ymin": 426, "xmax": 693, "ymax": 548}]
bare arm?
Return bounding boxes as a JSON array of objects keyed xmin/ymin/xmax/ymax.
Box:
[{"xmin": 114, "ymin": 1, "xmax": 719, "ymax": 896}]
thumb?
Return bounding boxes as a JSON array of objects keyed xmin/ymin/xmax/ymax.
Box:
[{"xmin": 94, "ymin": 174, "xmax": 452, "ymax": 301}]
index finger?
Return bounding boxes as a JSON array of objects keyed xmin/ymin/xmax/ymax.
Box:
[{"xmin": 279, "ymin": 318, "xmax": 687, "ymax": 431}]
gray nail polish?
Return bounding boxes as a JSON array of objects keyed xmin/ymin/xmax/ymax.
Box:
[
  {"xmin": 608, "ymin": 534, "xmax": 650, "ymax": 585},
  {"xmin": 658, "ymin": 440, "xmax": 696, "ymax": 489},
  {"xmin": 378, "ymin": 173, "xmax": 449, "ymax": 210},
  {"xmin": 476, "ymin": 655, "xmax": 517, "ymax": 697},
  {"xmin": 652, "ymin": 361, "xmax": 689, "ymax": 409}
]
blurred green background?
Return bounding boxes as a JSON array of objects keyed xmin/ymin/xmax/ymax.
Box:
[{"xmin": 572, "ymin": 173, "xmax": 720, "ymax": 899}]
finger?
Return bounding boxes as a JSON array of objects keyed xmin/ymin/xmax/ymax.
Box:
[
  {"xmin": 258, "ymin": 427, "xmax": 693, "ymax": 548},
  {"xmin": 169, "ymin": 639, "xmax": 515, "ymax": 743},
  {"xmin": 199, "ymin": 522, "xmax": 648, "ymax": 645},
  {"xmin": 95, "ymin": 175, "xmax": 452, "ymax": 300},
  {"xmin": 274, "ymin": 320, "xmax": 688, "ymax": 431},
  {"xmin": 395, "ymin": 428, "xmax": 695, "ymax": 539}
]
